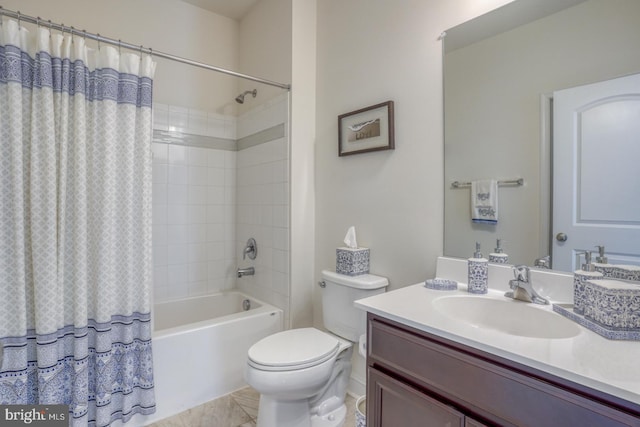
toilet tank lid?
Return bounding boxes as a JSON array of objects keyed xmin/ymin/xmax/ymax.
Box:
[{"xmin": 321, "ymin": 270, "xmax": 388, "ymax": 290}]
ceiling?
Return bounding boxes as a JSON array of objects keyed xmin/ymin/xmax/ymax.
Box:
[{"xmin": 180, "ymin": 0, "xmax": 259, "ymax": 20}]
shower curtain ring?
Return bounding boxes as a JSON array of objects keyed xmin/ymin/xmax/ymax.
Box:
[
  {"xmin": 97, "ymin": 33, "xmax": 101, "ymax": 51},
  {"xmin": 118, "ymin": 39, "xmax": 122, "ymax": 54},
  {"xmin": 17, "ymin": 10, "xmax": 21, "ymax": 26}
]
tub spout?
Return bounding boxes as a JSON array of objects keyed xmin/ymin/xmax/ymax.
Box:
[{"xmin": 237, "ymin": 267, "xmax": 255, "ymax": 278}]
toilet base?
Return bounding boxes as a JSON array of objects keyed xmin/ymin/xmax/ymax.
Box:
[
  {"xmin": 256, "ymin": 397, "xmax": 346, "ymax": 427},
  {"xmin": 311, "ymin": 403, "xmax": 346, "ymax": 427}
]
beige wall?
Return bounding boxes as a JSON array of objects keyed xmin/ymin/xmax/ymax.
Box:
[
  {"xmin": 314, "ymin": 0, "xmax": 512, "ymax": 295},
  {"xmin": 1, "ymin": 0, "xmax": 240, "ymax": 112},
  {"xmin": 289, "ymin": 0, "xmax": 317, "ymax": 328},
  {"xmin": 314, "ymin": 0, "xmax": 513, "ymax": 393},
  {"xmin": 238, "ymin": 0, "xmax": 292, "ymax": 111}
]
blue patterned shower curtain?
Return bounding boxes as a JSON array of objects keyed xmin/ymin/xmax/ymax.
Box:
[{"xmin": 0, "ymin": 18, "xmax": 156, "ymax": 426}]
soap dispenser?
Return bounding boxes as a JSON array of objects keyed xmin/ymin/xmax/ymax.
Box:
[
  {"xmin": 573, "ymin": 251, "xmax": 603, "ymax": 315},
  {"xmin": 489, "ymin": 239, "xmax": 509, "ymax": 264},
  {"xmin": 593, "ymin": 245, "xmax": 614, "ymax": 278},
  {"xmin": 468, "ymin": 242, "xmax": 489, "ymax": 294}
]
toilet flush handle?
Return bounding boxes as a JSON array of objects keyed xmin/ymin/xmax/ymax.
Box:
[{"xmin": 318, "ymin": 280, "xmax": 326, "ymax": 288}]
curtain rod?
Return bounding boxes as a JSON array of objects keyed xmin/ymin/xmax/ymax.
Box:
[{"xmin": 0, "ymin": 6, "xmax": 291, "ymax": 90}]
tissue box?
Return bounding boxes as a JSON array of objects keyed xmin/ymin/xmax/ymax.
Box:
[
  {"xmin": 336, "ymin": 247, "xmax": 370, "ymax": 276},
  {"xmin": 583, "ymin": 279, "xmax": 640, "ymax": 330}
]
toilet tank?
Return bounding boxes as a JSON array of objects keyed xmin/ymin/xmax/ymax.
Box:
[{"xmin": 321, "ymin": 270, "xmax": 388, "ymax": 342}]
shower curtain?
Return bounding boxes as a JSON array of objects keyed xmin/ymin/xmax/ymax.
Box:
[{"xmin": 0, "ymin": 18, "xmax": 156, "ymax": 426}]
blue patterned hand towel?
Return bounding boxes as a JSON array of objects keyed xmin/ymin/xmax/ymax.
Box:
[{"xmin": 471, "ymin": 180, "xmax": 498, "ymax": 224}]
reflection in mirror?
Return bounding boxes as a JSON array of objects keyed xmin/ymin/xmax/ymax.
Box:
[{"xmin": 443, "ymin": 0, "xmax": 640, "ymax": 271}]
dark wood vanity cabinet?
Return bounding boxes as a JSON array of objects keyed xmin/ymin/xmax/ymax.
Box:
[{"xmin": 366, "ymin": 313, "xmax": 640, "ymax": 427}]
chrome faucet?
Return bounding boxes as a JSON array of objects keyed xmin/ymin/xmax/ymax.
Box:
[
  {"xmin": 237, "ymin": 267, "xmax": 255, "ymax": 278},
  {"xmin": 505, "ymin": 265, "xmax": 549, "ymax": 305},
  {"xmin": 533, "ymin": 255, "xmax": 551, "ymax": 269}
]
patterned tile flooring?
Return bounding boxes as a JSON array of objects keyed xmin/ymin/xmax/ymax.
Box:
[{"xmin": 148, "ymin": 387, "xmax": 358, "ymax": 427}]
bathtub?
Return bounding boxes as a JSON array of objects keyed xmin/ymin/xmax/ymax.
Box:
[{"xmin": 136, "ymin": 291, "xmax": 283, "ymax": 425}]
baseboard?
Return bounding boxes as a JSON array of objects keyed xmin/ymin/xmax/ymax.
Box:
[{"xmin": 348, "ymin": 375, "xmax": 366, "ymax": 398}]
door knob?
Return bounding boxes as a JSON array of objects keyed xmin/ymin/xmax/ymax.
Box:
[{"xmin": 556, "ymin": 232, "xmax": 568, "ymax": 242}]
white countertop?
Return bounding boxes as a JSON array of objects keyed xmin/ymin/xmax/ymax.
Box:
[{"xmin": 355, "ymin": 282, "xmax": 640, "ymax": 407}]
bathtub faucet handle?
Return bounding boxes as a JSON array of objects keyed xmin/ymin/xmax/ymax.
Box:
[{"xmin": 243, "ymin": 237, "xmax": 257, "ymax": 260}]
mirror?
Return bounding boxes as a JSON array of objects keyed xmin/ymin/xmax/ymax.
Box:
[{"xmin": 443, "ymin": 0, "xmax": 640, "ymax": 271}]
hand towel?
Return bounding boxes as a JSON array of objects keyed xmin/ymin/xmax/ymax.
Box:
[{"xmin": 471, "ymin": 179, "xmax": 498, "ymax": 224}]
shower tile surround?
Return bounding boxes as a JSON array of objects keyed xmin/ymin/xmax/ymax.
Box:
[{"xmin": 152, "ymin": 95, "xmax": 290, "ymax": 323}]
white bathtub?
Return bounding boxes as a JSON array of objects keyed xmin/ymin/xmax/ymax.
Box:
[{"xmin": 136, "ymin": 291, "xmax": 283, "ymax": 425}]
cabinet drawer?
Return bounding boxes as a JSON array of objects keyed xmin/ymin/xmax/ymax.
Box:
[{"xmin": 368, "ymin": 316, "xmax": 640, "ymax": 427}]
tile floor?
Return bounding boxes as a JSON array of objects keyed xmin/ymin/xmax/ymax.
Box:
[{"xmin": 148, "ymin": 387, "xmax": 358, "ymax": 427}]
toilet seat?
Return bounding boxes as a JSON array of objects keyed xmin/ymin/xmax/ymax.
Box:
[{"xmin": 248, "ymin": 328, "xmax": 340, "ymax": 371}]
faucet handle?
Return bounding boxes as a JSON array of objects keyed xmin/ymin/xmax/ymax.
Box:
[
  {"xmin": 243, "ymin": 237, "xmax": 257, "ymax": 260},
  {"xmin": 512, "ymin": 265, "xmax": 530, "ymax": 282}
]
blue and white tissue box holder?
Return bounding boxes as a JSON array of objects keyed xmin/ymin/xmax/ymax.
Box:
[{"xmin": 336, "ymin": 247, "xmax": 370, "ymax": 276}]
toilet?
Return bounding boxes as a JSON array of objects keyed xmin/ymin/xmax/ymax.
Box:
[{"xmin": 245, "ymin": 270, "xmax": 388, "ymax": 427}]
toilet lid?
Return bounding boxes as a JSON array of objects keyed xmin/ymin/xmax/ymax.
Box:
[{"xmin": 248, "ymin": 328, "xmax": 340, "ymax": 371}]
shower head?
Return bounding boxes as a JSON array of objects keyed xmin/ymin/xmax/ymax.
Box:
[{"xmin": 235, "ymin": 89, "xmax": 257, "ymax": 104}]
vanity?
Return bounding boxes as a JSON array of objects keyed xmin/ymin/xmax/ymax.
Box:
[{"xmin": 355, "ymin": 258, "xmax": 640, "ymax": 426}]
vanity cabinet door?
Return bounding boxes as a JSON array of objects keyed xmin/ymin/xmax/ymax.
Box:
[{"xmin": 368, "ymin": 368, "xmax": 465, "ymax": 427}]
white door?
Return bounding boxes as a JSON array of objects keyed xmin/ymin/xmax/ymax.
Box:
[{"xmin": 553, "ymin": 73, "xmax": 640, "ymax": 271}]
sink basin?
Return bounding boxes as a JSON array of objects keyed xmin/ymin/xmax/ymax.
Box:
[{"xmin": 433, "ymin": 295, "xmax": 581, "ymax": 339}]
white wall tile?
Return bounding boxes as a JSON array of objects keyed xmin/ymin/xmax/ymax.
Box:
[
  {"xmin": 153, "ymin": 184, "xmax": 168, "ymax": 205},
  {"xmin": 153, "ymin": 245, "xmax": 168, "ymax": 267},
  {"xmin": 168, "ymin": 145, "xmax": 187, "ymax": 165},
  {"xmin": 153, "ymin": 225, "xmax": 168, "ymax": 247},
  {"xmin": 188, "ymin": 110, "xmax": 208, "ymax": 136},
  {"xmin": 152, "ymin": 203, "xmax": 167, "ymax": 225},
  {"xmin": 207, "ymin": 186, "xmax": 225, "ymax": 205},
  {"xmin": 153, "ymin": 103, "xmax": 169, "ymax": 132},
  {"xmin": 167, "ymin": 264, "xmax": 188, "ymax": 286},
  {"xmin": 188, "ymin": 185, "xmax": 208, "ymax": 205},
  {"xmin": 208, "ymin": 150, "xmax": 226, "ymax": 168},
  {"xmin": 167, "ymin": 203, "xmax": 188, "ymax": 225},
  {"xmin": 169, "ymin": 105, "xmax": 189, "ymax": 133},
  {"xmin": 189, "ymin": 262, "xmax": 208, "ymax": 283},
  {"xmin": 188, "ymin": 166, "xmax": 209, "ymax": 186},
  {"xmin": 208, "ymin": 168, "xmax": 225, "ymax": 185},
  {"xmin": 167, "ymin": 224, "xmax": 189, "ymax": 245},
  {"xmin": 168, "ymin": 244, "xmax": 189, "ymax": 265},
  {"xmin": 186, "ymin": 223, "xmax": 208, "ymax": 244},
  {"xmin": 152, "ymin": 143, "xmax": 169, "ymax": 163},
  {"xmin": 207, "ymin": 242, "xmax": 225, "ymax": 261},
  {"xmin": 168, "ymin": 165, "xmax": 188, "ymax": 185},
  {"xmin": 152, "ymin": 163, "xmax": 168, "ymax": 184},
  {"xmin": 153, "ymin": 265, "xmax": 168, "ymax": 288},
  {"xmin": 188, "ymin": 147, "xmax": 210, "ymax": 167},
  {"xmin": 167, "ymin": 184, "xmax": 188, "ymax": 205},
  {"xmin": 207, "ymin": 114, "xmax": 226, "ymax": 138}
]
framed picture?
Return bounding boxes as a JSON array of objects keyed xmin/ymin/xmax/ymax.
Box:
[{"xmin": 338, "ymin": 101, "xmax": 394, "ymax": 156}]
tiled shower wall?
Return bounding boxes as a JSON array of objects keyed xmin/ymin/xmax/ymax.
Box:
[
  {"xmin": 235, "ymin": 136, "xmax": 290, "ymax": 326},
  {"xmin": 152, "ymin": 143, "xmax": 237, "ymax": 302},
  {"xmin": 152, "ymin": 94, "xmax": 290, "ymax": 322}
]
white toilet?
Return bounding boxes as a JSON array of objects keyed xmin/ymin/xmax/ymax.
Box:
[{"xmin": 245, "ymin": 270, "xmax": 388, "ymax": 427}]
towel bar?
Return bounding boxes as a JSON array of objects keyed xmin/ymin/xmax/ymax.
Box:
[{"xmin": 451, "ymin": 178, "xmax": 524, "ymax": 188}]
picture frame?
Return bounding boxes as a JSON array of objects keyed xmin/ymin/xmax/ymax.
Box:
[{"xmin": 338, "ymin": 101, "xmax": 394, "ymax": 156}]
